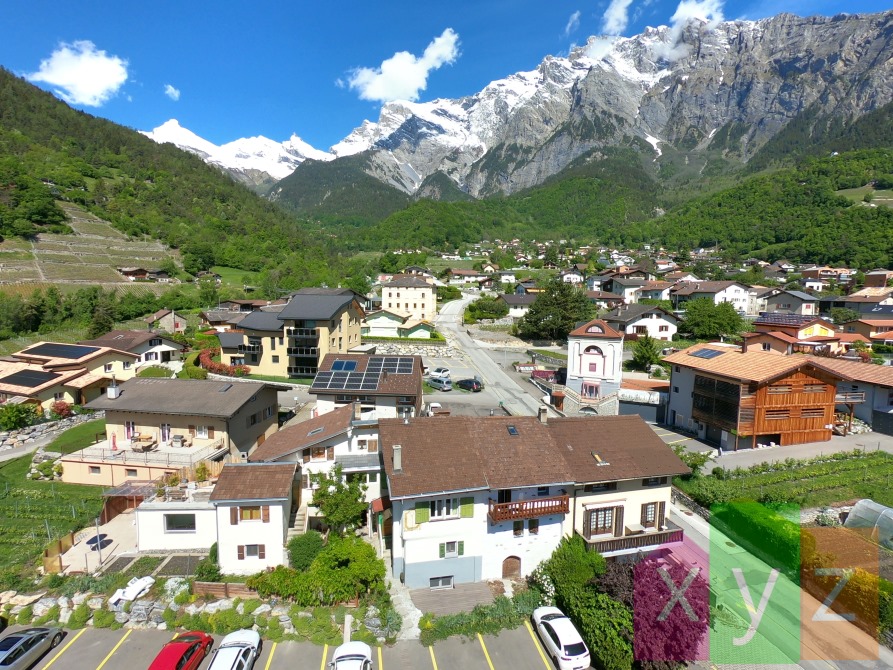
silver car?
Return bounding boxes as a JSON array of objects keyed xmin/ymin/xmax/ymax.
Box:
[{"xmin": 0, "ymin": 627, "xmax": 63, "ymax": 669}]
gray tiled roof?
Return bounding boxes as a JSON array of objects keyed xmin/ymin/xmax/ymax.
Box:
[
  {"xmin": 239, "ymin": 310, "xmax": 284, "ymax": 332},
  {"xmin": 217, "ymin": 332, "xmax": 244, "ymax": 349},
  {"xmin": 85, "ymin": 378, "xmax": 271, "ymax": 417},
  {"xmin": 337, "ymin": 453, "xmax": 383, "ymax": 471},
  {"xmin": 277, "ymin": 294, "xmax": 357, "ymax": 321}
]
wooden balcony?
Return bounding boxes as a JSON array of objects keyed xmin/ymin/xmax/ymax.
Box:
[
  {"xmin": 835, "ymin": 392, "xmax": 866, "ymax": 404},
  {"xmin": 582, "ymin": 519, "xmax": 683, "ymax": 555},
  {"xmin": 488, "ymin": 495, "xmax": 569, "ymax": 523}
]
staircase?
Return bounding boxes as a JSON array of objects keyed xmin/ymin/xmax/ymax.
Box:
[{"xmin": 287, "ymin": 504, "xmax": 307, "ymax": 542}]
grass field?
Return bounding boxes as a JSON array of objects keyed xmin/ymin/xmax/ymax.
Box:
[
  {"xmin": 836, "ymin": 186, "xmax": 893, "ymax": 208},
  {"xmin": 211, "ymin": 265, "xmax": 261, "ymax": 288},
  {"xmin": 46, "ymin": 418, "xmax": 107, "ymax": 455},
  {"xmin": 0, "ymin": 454, "xmax": 105, "ymax": 571}
]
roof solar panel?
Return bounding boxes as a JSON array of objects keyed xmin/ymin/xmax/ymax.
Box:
[
  {"xmin": 689, "ymin": 349, "xmax": 725, "ymax": 359},
  {"xmin": 0, "ymin": 370, "xmax": 61, "ymax": 388},
  {"xmin": 331, "ymin": 360, "xmax": 358, "ymax": 371},
  {"xmin": 21, "ymin": 343, "xmax": 100, "ymax": 360}
]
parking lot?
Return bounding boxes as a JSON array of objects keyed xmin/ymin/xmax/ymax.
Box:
[{"xmin": 27, "ymin": 620, "xmax": 556, "ymax": 670}]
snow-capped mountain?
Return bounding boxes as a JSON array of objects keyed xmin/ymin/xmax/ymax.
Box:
[{"xmin": 141, "ymin": 119, "xmax": 332, "ymax": 189}]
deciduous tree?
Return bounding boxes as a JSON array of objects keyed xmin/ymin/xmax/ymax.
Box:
[{"xmin": 517, "ymin": 279, "xmax": 593, "ymax": 341}]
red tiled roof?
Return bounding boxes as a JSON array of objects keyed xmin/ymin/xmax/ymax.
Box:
[
  {"xmin": 209, "ymin": 463, "xmax": 297, "ymax": 501},
  {"xmin": 249, "ymin": 404, "xmax": 354, "ymax": 462},
  {"xmin": 568, "ymin": 319, "xmax": 623, "ymax": 339}
]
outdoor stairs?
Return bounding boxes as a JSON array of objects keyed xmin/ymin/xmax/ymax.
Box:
[{"xmin": 287, "ymin": 504, "xmax": 307, "ymax": 541}]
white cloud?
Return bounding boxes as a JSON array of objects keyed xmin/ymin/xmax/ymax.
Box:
[
  {"xmin": 564, "ymin": 11, "xmax": 581, "ymax": 37},
  {"xmin": 585, "ymin": 36, "xmax": 617, "ymax": 60},
  {"xmin": 602, "ymin": 0, "xmax": 634, "ymax": 35},
  {"xmin": 653, "ymin": 0, "xmax": 725, "ymax": 61},
  {"xmin": 346, "ymin": 28, "xmax": 460, "ymax": 103},
  {"xmin": 164, "ymin": 84, "xmax": 180, "ymax": 101},
  {"xmin": 26, "ymin": 40, "xmax": 127, "ymax": 106}
]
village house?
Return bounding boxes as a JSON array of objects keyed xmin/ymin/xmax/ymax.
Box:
[
  {"xmin": 217, "ymin": 289, "xmax": 365, "ymax": 378},
  {"xmin": 144, "ymin": 309, "xmax": 187, "ymax": 334},
  {"xmin": 117, "ymin": 267, "xmax": 148, "ymax": 281},
  {"xmin": 499, "ymin": 293, "xmax": 537, "ymax": 319},
  {"xmin": 671, "ymin": 281, "xmax": 751, "ymax": 313},
  {"xmin": 586, "ymin": 291, "xmax": 625, "ymax": 311},
  {"xmin": 636, "ymin": 280, "xmax": 674, "ymax": 302},
  {"xmin": 764, "ymin": 290, "xmax": 819, "ymax": 316},
  {"xmin": 559, "ymin": 268, "xmax": 585, "ymax": 285},
  {"xmin": 665, "ymin": 343, "xmax": 844, "ymax": 449},
  {"xmin": 601, "ymin": 305, "xmax": 679, "ymax": 341},
  {"xmin": 199, "ymin": 309, "xmax": 249, "ymax": 332},
  {"xmin": 80, "ymin": 330, "xmax": 184, "ymax": 371},
  {"xmin": 380, "ymin": 413, "xmax": 688, "ymax": 588},
  {"xmin": 381, "ymin": 275, "xmax": 437, "ymax": 322},
  {"xmin": 864, "ymin": 269, "xmax": 893, "ymax": 288},
  {"xmin": 842, "ymin": 319, "xmax": 893, "ymax": 345},
  {"xmin": 446, "ymin": 268, "xmax": 489, "ymax": 285},
  {"xmin": 0, "ymin": 342, "xmax": 138, "ymax": 409},
  {"xmin": 310, "ymin": 353, "xmax": 424, "ymax": 419},
  {"xmin": 361, "ymin": 310, "xmax": 434, "ymax": 339},
  {"xmin": 801, "ymin": 266, "xmax": 855, "ymax": 284},
  {"xmin": 820, "ymin": 289, "xmax": 893, "ymax": 316},
  {"xmin": 608, "ymin": 277, "xmax": 647, "ymax": 304},
  {"xmin": 803, "ymin": 357, "xmax": 893, "ymax": 436},
  {"xmin": 63, "ymin": 378, "xmax": 284, "ymax": 486},
  {"xmin": 557, "ymin": 319, "xmax": 624, "ymax": 415}
]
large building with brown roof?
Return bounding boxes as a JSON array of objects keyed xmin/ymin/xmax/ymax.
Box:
[{"xmin": 380, "ymin": 413, "xmax": 687, "ymax": 588}]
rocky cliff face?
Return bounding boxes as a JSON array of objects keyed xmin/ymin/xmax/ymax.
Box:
[{"xmin": 329, "ymin": 10, "xmax": 893, "ymax": 198}]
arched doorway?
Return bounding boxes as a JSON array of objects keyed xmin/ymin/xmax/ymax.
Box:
[{"xmin": 502, "ymin": 555, "xmax": 521, "ymax": 579}]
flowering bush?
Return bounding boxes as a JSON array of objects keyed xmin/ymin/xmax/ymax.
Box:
[
  {"xmin": 198, "ymin": 347, "xmax": 250, "ymax": 377},
  {"xmin": 50, "ymin": 400, "xmax": 73, "ymax": 419}
]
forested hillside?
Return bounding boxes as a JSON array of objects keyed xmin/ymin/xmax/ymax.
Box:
[{"xmin": 0, "ymin": 68, "xmax": 365, "ymax": 290}]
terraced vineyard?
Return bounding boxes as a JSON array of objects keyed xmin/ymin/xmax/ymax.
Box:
[{"xmin": 0, "ymin": 202, "xmax": 184, "ymax": 294}]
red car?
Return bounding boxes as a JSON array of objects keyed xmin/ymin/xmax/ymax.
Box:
[{"xmin": 148, "ymin": 631, "xmax": 213, "ymax": 670}]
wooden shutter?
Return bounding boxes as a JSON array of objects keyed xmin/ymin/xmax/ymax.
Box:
[
  {"xmin": 641, "ymin": 503, "xmax": 649, "ymax": 526},
  {"xmin": 301, "ymin": 474, "xmax": 310, "ymax": 489},
  {"xmin": 208, "ymin": 427, "xmax": 215, "ymax": 439},
  {"xmin": 584, "ymin": 510, "xmax": 593, "ymax": 539},
  {"xmin": 367, "ymin": 439, "xmax": 378, "ymax": 453},
  {"xmin": 237, "ymin": 545, "xmax": 245, "ymax": 560},
  {"xmin": 261, "ymin": 505, "xmax": 270, "ymax": 523},
  {"xmin": 459, "ymin": 497, "xmax": 474, "ymax": 518},
  {"xmin": 326, "ymin": 446, "xmax": 334, "ymax": 460},
  {"xmin": 458, "ymin": 541, "xmax": 465, "ymax": 556},
  {"xmin": 258, "ymin": 544, "xmax": 266, "ymax": 559},
  {"xmin": 415, "ymin": 501, "xmax": 429, "ymax": 524},
  {"xmin": 230, "ymin": 507, "xmax": 239, "ymax": 525},
  {"xmin": 439, "ymin": 543, "xmax": 445, "ymax": 558},
  {"xmin": 188, "ymin": 425, "xmax": 196, "ymax": 436},
  {"xmin": 657, "ymin": 501, "xmax": 666, "ymax": 528},
  {"xmin": 302, "ymin": 449, "xmax": 310, "ymax": 464},
  {"xmin": 613, "ymin": 506, "xmax": 624, "ymax": 537}
]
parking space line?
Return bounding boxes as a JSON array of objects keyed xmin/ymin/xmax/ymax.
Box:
[
  {"xmin": 40, "ymin": 628, "xmax": 86, "ymax": 669},
  {"xmin": 96, "ymin": 629, "xmax": 131, "ymax": 670},
  {"xmin": 320, "ymin": 643, "xmax": 328, "ymax": 670},
  {"xmin": 668, "ymin": 438, "xmax": 690, "ymax": 444},
  {"xmin": 524, "ymin": 620, "xmax": 552, "ymax": 669},
  {"xmin": 428, "ymin": 645, "xmax": 438, "ymax": 670},
  {"xmin": 477, "ymin": 633, "xmax": 495, "ymax": 670},
  {"xmin": 263, "ymin": 642, "xmax": 277, "ymax": 670},
  {"xmin": 378, "ymin": 645, "xmax": 383, "ymax": 669}
]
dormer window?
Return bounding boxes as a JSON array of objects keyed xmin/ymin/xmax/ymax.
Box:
[{"xmin": 587, "ymin": 325, "xmax": 604, "ymax": 334}]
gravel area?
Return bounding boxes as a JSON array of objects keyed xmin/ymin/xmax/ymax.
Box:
[
  {"xmin": 157, "ymin": 554, "xmax": 206, "ymax": 576},
  {"xmin": 103, "ymin": 556, "xmax": 136, "ymax": 574}
]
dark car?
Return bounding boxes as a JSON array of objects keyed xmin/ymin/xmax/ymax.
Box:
[
  {"xmin": 148, "ymin": 630, "xmax": 214, "ymax": 670},
  {"xmin": 0, "ymin": 627, "xmax": 63, "ymax": 670},
  {"xmin": 456, "ymin": 378, "xmax": 483, "ymax": 392}
]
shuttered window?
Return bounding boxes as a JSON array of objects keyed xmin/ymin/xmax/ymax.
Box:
[
  {"xmin": 415, "ymin": 501, "xmax": 429, "ymax": 524},
  {"xmin": 237, "ymin": 545, "xmax": 245, "ymax": 560},
  {"xmin": 230, "ymin": 507, "xmax": 239, "ymax": 525},
  {"xmin": 261, "ymin": 505, "xmax": 270, "ymax": 523},
  {"xmin": 459, "ymin": 497, "xmax": 474, "ymax": 518}
]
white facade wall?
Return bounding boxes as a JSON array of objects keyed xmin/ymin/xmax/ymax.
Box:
[
  {"xmin": 364, "ymin": 314, "xmax": 404, "ymax": 338},
  {"xmin": 565, "ymin": 335, "xmax": 623, "ymax": 396},
  {"xmin": 315, "ymin": 396, "xmax": 412, "ymax": 420},
  {"xmin": 715, "ymin": 286, "xmax": 750, "ymax": 312},
  {"xmin": 621, "ymin": 313, "xmax": 677, "ymax": 341},
  {"xmin": 215, "ymin": 502, "xmax": 288, "ymax": 576},
  {"xmin": 667, "ymin": 366, "xmax": 697, "ymax": 431},
  {"xmin": 136, "ymin": 503, "xmax": 217, "ymax": 552},
  {"xmin": 382, "ymin": 285, "xmax": 435, "ymax": 322}
]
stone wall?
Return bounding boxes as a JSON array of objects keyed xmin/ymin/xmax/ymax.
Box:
[
  {"xmin": 367, "ymin": 342, "xmax": 462, "ymax": 359},
  {"xmin": 0, "ymin": 411, "xmax": 103, "ymax": 455}
]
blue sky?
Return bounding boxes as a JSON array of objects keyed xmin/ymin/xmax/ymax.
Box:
[{"xmin": 1, "ymin": 0, "xmax": 890, "ymax": 150}]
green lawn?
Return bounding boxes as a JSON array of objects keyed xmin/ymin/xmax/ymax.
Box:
[
  {"xmin": 211, "ymin": 265, "xmax": 261, "ymax": 288},
  {"xmin": 46, "ymin": 418, "xmax": 106, "ymax": 455},
  {"xmin": 530, "ymin": 349, "xmax": 567, "ymax": 361},
  {"xmin": 836, "ymin": 185, "xmax": 893, "ymax": 208}
]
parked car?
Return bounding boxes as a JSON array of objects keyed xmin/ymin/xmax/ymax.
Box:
[
  {"xmin": 422, "ymin": 365, "xmax": 430, "ymax": 376},
  {"xmin": 427, "ymin": 376, "xmax": 452, "ymax": 391},
  {"xmin": 148, "ymin": 631, "xmax": 214, "ymax": 670},
  {"xmin": 0, "ymin": 627, "xmax": 63, "ymax": 670},
  {"xmin": 456, "ymin": 378, "xmax": 483, "ymax": 392},
  {"xmin": 432, "ymin": 367, "xmax": 451, "ymax": 378},
  {"xmin": 207, "ymin": 629, "xmax": 260, "ymax": 670},
  {"xmin": 328, "ymin": 641, "xmax": 373, "ymax": 670},
  {"xmin": 532, "ymin": 607, "xmax": 590, "ymax": 670}
]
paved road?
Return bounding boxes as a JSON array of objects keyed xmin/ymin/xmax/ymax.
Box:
[
  {"xmin": 434, "ymin": 296, "xmax": 556, "ymax": 418},
  {"xmin": 19, "ymin": 620, "xmax": 557, "ymax": 670}
]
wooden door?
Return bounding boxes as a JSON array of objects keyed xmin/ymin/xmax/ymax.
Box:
[{"xmin": 502, "ymin": 556, "xmax": 521, "ymax": 579}]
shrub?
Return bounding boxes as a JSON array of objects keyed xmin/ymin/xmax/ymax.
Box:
[
  {"xmin": 288, "ymin": 530, "xmax": 324, "ymax": 571},
  {"xmin": 34, "ymin": 604, "xmax": 60, "ymax": 625},
  {"xmin": 194, "ymin": 461, "xmax": 210, "ymax": 482},
  {"xmin": 67, "ymin": 603, "xmax": 92, "ymax": 629},
  {"xmin": 0, "ymin": 403, "xmax": 39, "ymax": 430},
  {"xmin": 198, "ymin": 347, "xmax": 250, "ymax": 377},
  {"xmin": 37, "ymin": 460, "xmax": 56, "ymax": 478},
  {"xmin": 92, "ymin": 608, "xmax": 118, "ymax": 629},
  {"xmin": 50, "ymin": 401, "xmax": 73, "ymax": 419},
  {"xmin": 711, "ymin": 466, "xmax": 726, "ymax": 480},
  {"xmin": 542, "ymin": 535, "xmax": 605, "ymax": 610},
  {"xmin": 16, "ymin": 605, "xmax": 33, "ymax": 625}
]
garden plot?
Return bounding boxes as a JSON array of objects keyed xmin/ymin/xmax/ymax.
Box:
[{"xmin": 41, "ymin": 262, "xmax": 122, "ymax": 282}]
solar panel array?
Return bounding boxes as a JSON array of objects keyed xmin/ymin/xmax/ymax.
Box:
[
  {"xmin": 689, "ymin": 349, "xmax": 725, "ymax": 359},
  {"xmin": 311, "ymin": 356, "xmax": 415, "ymax": 392},
  {"xmin": 0, "ymin": 370, "xmax": 61, "ymax": 388},
  {"xmin": 20, "ymin": 343, "xmax": 100, "ymax": 359}
]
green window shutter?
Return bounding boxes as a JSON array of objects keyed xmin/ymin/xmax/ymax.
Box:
[
  {"xmin": 439, "ymin": 543, "xmax": 445, "ymax": 558},
  {"xmin": 458, "ymin": 541, "xmax": 464, "ymax": 556},
  {"xmin": 459, "ymin": 497, "xmax": 474, "ymax": 518},
  {"xmin": 415, "ymin": 501, "xmax": 429, "ymax": 524}
]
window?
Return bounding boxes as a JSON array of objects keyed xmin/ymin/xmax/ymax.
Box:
[
  {"xmin": 762, "ymin": 343, "xmax": 771, "ymax": 351},
  {"xmin": 801, "ymin": 407, "xmax": 825, "ymax": 418},
  {"xmin": 589, "ymin": 507, "xmax": 613, "ymax": 535},
  {"xmin": 368, "ymin": 472, "xmax": 378, "ymax": 483},
  {"xmin": 635, "ymin": 326, "xmax": 647, "ymax": 334},
  {"xmin": 674, "ymin": 366, "xmax": 680, "ymax": 373},
  {"xmin": 430, "ymin": 497, "xmax": 459, "ymax": 519},
  {"xmin": 272, "ymin": 355, "xmax": 279, "ymax": 364},
  {"xmin": 642, "ymin": 502, "xmax": 657, "ymax": 525},
  {"xmin": 528, "ymin": 519, "xmax": 539, "ymax": 535},
  {"xmin": 659, "ymin": 325, "xmax": 669, "ymax": 332},
  {"xmin": 164, "ymin": 513, "xmax": 196, "ymax": 532},
  {"xmin": 104, "ymin": 363, "xmax": 113, "ymax": 373},
  {"xmin": 768, "ymin": 385, "xmax": 792, "ymax": 394},
  {"xmin": 125, "ymin": 468, "xmax": 137, "ymax": 477},
  {"xmin": 89, "ymin": 466, "xmax": 101, "ymax": 475},
  {"xmin": 537, "ymin": 486, "xmax": 550, "ymax": 497},
  {"xmin": 444, "ymin": 541, "xmax": 458, "ymax": 558},
  {"xmin": 123, "ymin": 361, "xmax": 132, "ymax": 370},
  {"xmin": 54, "ymin": 392, "xmax": 65, "ymax": 401},
  {"xmin": 513, "ymin": 520, "xmax": 524, "ymax": 537},
  {"xmin": 237, "ymin": 544, "xmax": 266, "ymax": 560},
  {"xmin": 311, "ymin": 446, "xmax": 327, "ymax": 461},
  {"xmin": 270, "ymin": 337, "xmax": 276, "ymax": 351},
  {"xmin": 430, "ymin": 576, "xmax": 453, "ymax": 589},
  {"xmin": 673, "ymin": 386, "xmax": 679, "ymax": 393},
  {"xmin": 804, "ymin": 384, "xmax": 826, "ymax": 393},
  {"xmin": 150, "ymin": 338, "xmax": 161, "ymax": 346},
  {"xmin": 766, "ymin": 409, "xmax": 790, "ymax": 420},
  {"xmin": 642, "ymin": 477, "xmax": 668, "ymax": 487},
  {"xmin": 583, "ymin": 482, "xmax": 617, "ymax": 493},
  {"xmin": 240, "ymin": 506, "xmax": 262, "ymax": 521},
  {"xmin": 264, "ymin": 406, "xmax": 273, "ymax": 419}
]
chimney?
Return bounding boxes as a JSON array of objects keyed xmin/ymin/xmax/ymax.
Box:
[
  {"xmin": 393, "ymin": 444, "xmax": 402, "ymax": 473},
  {"xmin": 353, "ymin": 401, "xmax": 362, "ymax": 421},
  {"xmin": 538, "ymin": 406, "xmax": 548, "ymax": 424},
  {"xmin": 107, "ymin": 376, "xmax": 121, "ymax": 399}
]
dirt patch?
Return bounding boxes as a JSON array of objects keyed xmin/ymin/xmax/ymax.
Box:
[
  {"xmin": 157, "ymin": 554, "xmax": 206, "ymax": 576},
  {"xmin": 102, "ymin": 556, "xmax": 136, "ymax": 574},
  {"xmin": 486, "ymin": 579, "xmax": 506, "ymax": 597}
]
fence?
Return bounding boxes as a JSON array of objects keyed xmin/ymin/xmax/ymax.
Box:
[
  {"xmin": 193, "ymin": 581, "xmax": 257, "ymax": 599},
  {"xmin": 43, "ymin": 531, "xmax": 77, "ymax": 574},
  {"xmin": 671, "ymin": 486, "xmax": 712, "ymax": 521}
]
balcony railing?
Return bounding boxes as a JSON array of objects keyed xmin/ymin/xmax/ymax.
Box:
[
  {"xmin": 63, "ymin": 438, "xmax": 227, "ymax": 468},
  {"xmin": 835, "ymin": 392, "xmax": 866, "ymax": 403},
  {"xmin": 582, "ymin": 519, "xmax": 683, "ymax": 554},
  {"xmin": 287, "ymin": 346, "xmax": 319, "ymax": 356},
  {"xmin": 288, "ymin": 366, "xmax": 317, "ymax": 376},
  {"xmin": 238, "ymin": 343, "xmax": 261, "ymax": 353},
  {"xmin": 488, "ymin": 495, "xmax": 569, "ymax": 523},
  {"xmin": 287, "ymin": 327, "xmax": 318, "ymax": 338}
]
